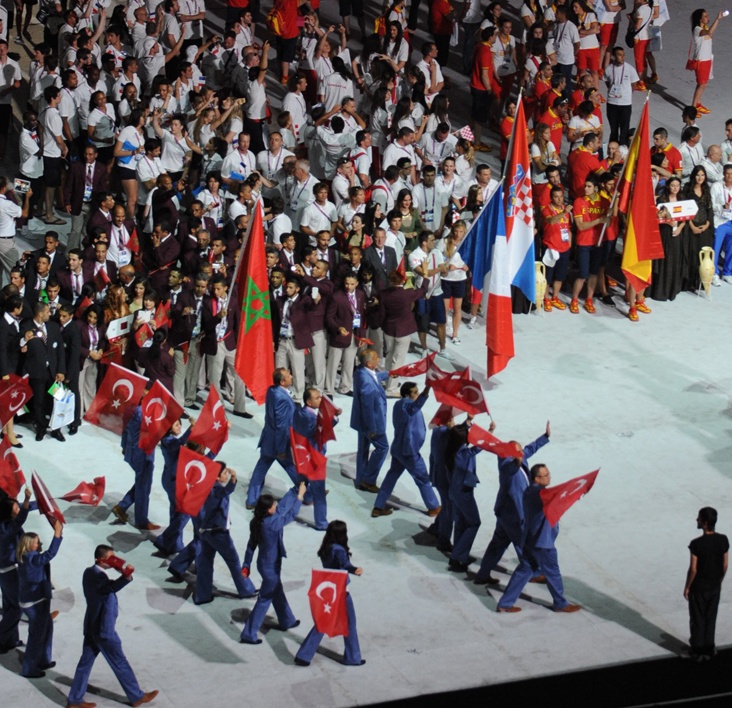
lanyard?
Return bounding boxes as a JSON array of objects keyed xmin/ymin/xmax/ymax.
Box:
[
  {"xmin": 611, "ymin": 64, "xmax": 625, "ymax": 85},
  {"xmin": 267, "ymin": 150, "xmax": 283, "ymax": 175},
  {"xmin": 313, "ymin": 202, "xmax": 332, "ymax": 222}
]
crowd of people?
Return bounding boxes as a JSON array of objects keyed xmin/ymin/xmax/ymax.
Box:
[{"xmin": 0, "ymin": 0, "xmax": 730, "ymax": 704}]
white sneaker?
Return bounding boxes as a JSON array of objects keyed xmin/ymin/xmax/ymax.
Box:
[
  {"xmin": 722, "ymin": 275, "xmax": 732, "ymax": 284},
  {"xmin": 438, "ymin": 349, "xmax": 454, "ymax": 360},
  {"xmin": 467, "ymin": 316, "xmax": 477, "ymax": 329},
  {"xmin": 712, "ymin": 274, "xmax": 722, "ymax": 286},
  {"xmin": 452, "ymin": 337, "xmax": 461, "ymax": 345},
  {"xmin": 445, "ymin": 323, "xmax": 453, "ymax": 338}
]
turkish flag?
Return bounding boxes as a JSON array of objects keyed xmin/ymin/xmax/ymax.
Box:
[
  {"xmin": 428, "ymin": 403, "xmax": 462, "ymax": 427},
  {"xmin": 290, "ymin": 428, "xmax": 327, "ymax": 481},
  {"xmin": 396, "ymin": 256, "xmax": 406, "ymax": 281},
  {"xmin": 315, "ymin": 395, "xmax": 338, "ymax": 449},
  {"xmin": 175, "ymin": 447, "xmax": 222, "ymax": 516},
  {"xmin": 425, "ymin": 359, "xmax": 456, "ymax": 383},
  {"xmin": 389, "ymin": 352, "xmax": 436, "ymax": 377},
  {"xmin": 134, "ymin": 322, "xmax": 154, "ymax": 348},
  {"xmin": 540, "ymin": 469, "xmax": 600, "ymax": 527},
  {"xmin": 468, "ymin": 424, "xmax": 522, "ymax": 458},
  {"xmin": 430, "ymin": 369, "xmax": 489, "ymax": 416},
  {"xmin": 0, "ymin": 374, "xmax": 33, "ymax": 428},
  {"xmin": 85, "ymin": 363, "xmax": 149, "ymax": 435},
  {"xmin": 139, "ymin": 380, "xmax": 184, "ymax": 455},
  {"xmin": 61, "ymin": 476, "xmax": 106, "ymax": 506},
  {"xmin": 32, "ymin": 470, "xmax": 66, "ymax": 527},
  {"xmin": 93, "ymin": 267, "xmax": 111, "ymax": 292},
  {"xmin": 75, "ymin": 296, "xmax": 94, "ymax": 319},
  {"xmin": 189, "ymin": 385, "xmax": 229, "ymax": 455},
  {"xmin": 0, "ymin": 434, "xmax": 26, "ymax": 497},
  {"xmin": 233, "ymin": 202, "xmax": 275, "ymax": 405},
  {"xmin": 308, "ymin": 568, "xmax": 349, "ymax": 637}
]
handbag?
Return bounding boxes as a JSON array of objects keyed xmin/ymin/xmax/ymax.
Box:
[
  {"xmin": 50, "ymin": 387, "xmax": 75, "ymax": 430},
  {"xmin": 624, "ymin": 13, "xmax": 651, "ymax": 49}
]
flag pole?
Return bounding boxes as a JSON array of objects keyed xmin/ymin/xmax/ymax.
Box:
[
  {"xmin": 502, "ymin": 88, "xmax": 523, "ymax": 181},
  {"xmin": 597, "ymin": 92, "xmax": 651, "ymax": 246},
  {"xmin": 224, "ymin": 195, "xmax": 262, "ymax": 309}
]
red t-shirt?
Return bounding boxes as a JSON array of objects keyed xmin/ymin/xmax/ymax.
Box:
[
  {"xmin": 275, "ymin": 0, "xmax": 299, "ymax": 40},
  {"xmin": 430, "ymin": 0, "xmax": 454, "ymax": 36},
  {"xmin": 500, "ymin": 115, "xmax": 514, "ymax": 160},
  {"xmin": 541, "ymin": 204, "xmax": 573, "ymax": 252},
  {"xmin": 541, "ymin": 88, "xmax": 563, "ymax": 115},
  {"xmin": 567, "ymin": 147, "xmax": 606, "ymax": 199},
  {"xmin": 600, "ymin": 189, "xmax": 618, "ymax": 241},
  {"xmin": 652, "ymin": 143, "xmax": 683, "ymax": 175},
  {"xmin": 573, "ymin": 193, "xmax": 610, "ymax": 247},
  {"xmin": 471, "ymin": 43, "xmax": 493, "ymax": 92},
  {"xmin": 539, "ymin": 108, "xmax": 564, "ymax": 154}
]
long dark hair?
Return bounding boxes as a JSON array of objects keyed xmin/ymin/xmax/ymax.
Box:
[
  {"xmin": 445, "ymin": 424, "xmax": 470, "ymax": 472},
  {"xmin": 382, "ymin": 21, "xmax": 404, "ymax": 57},
  {"xmin": 690, "ymin": 8, "xmax": 706, "ymax": 29},
  {"xmin": 249, "ymin": 494, "xmax": 276, "ymax": 550},
  {"xmin": 318, "ymin": 520, "xmax": 351, "ymax": 560}
]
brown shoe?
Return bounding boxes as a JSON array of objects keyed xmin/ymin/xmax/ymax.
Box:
[
  {"xmin": 529, "ymin": 575, "xmax": 547, "ymax": 584},
  {"xmin": 131, "ymin": 690, "xmax": 159, "ymax": 707},
  {"xmin": 497, "ymin": 606, "xmax": 522, "ymax": 613},
  {"xmin": 67, "ymin": 702, "xmax": 97, "ymax": 708},
  {"xmin": 356, "ymin": 482, "xmax": 380, "ymax": 493},
  {"xmin": 426, "ymin": 506, "xmax": 441, "ymax": 518},
  {"xmin": 136, "ymin": 523, "xmax": 161, "ymax": 531},
  {"xmin": 50, "ymin": 610, "xmax": 60, "ymax": 621},
  {"xmin": 554, "ymin": 604, "xmax": 581, "ymax": 613},
  {"xmin": 371, "ymin": 507, "xmax": 393, "ymax": 518},
  {"xmin": 111, "ymin": 505, "xmax": 128, "ymax": 523}
]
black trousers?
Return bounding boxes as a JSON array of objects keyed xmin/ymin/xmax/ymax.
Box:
[
  {"xmin": 607, "ymin": 103, "xmax": 633, "ymax": 147},
  {"xmin": 689, "ymin": 587, "xmax": 721, "ymax": 655},
  {"xmin": 29, "ymin": 375, "xmax": 53, "ymax": 434}
]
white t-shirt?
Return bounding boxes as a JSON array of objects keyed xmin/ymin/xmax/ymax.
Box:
[
  {"xmin": 553, "ymin": 21, "xmax": 580, "ymax": 64},
  {"xmin": 322, "ymin": 73, "xmax": 355, "ymax": 113},
  {"xmin": 19, "ymin": 129, "xmax": 43, "ymax": 179},
  {"xmin": 160, "ymin": 130, "xmax": 189, "ymax": 173},
  {"xmin": 268, "ymin": 213, "xmax": 292, "ymax": 245},
  {"xmin": 221, "ymin": 149, "xmax": 256, "ymax": 195},
  {"xmin": 282, "ymin": 91, "xmax": 307, "ymax": 143},
  {"xmin": 634, "ymin": 4, "xmax": 652, "ymax": 42},
  {"xmin": 301, "ymin": 201, "xmax": 337, "ymax": 244},
  {"xmin": 693, "ymin": 25, "xmax": 713, "ymax": 62},
  {"xmin": 246, "ymin": 79, "xmax": 267, "ymax": 120},
  {"xmin": 59, "ymin": 87, "xmax": 80, "ymax": 138},
  {"xmin": 408, "ymin": 246, "xmax": 444, "ymax": 297},
  {"xmin": 88, "ymin": 105, "xmax": 117, "ymax": 147},
  {"xmin": 0, "ymin": 57, "xmax": 20, "ymax": 107},
  {"xmin": 603, "ymin": 61, "xmax": 639, "ymax": 106},
  {"xmin": 256, "ymin": 148, "xmax": 295, "ymax": 181},
  {"xmin": 136, "ymin": 155, "xmax": 164, "ymax": 206},
  {"xmin": 0, "ymin": 194, "xmax": 21, "ymax": 238},
  {"xmin": 41, "ymin": 107, "xmax": 64, "ymax": 158},
  {"xmin": 578, "ymin": 12, "xmax": 600, "ymax": 50},
  {"xmin": 116, "ymin": 124, "xmax": 145, "ymax": 168},
  {"xmin": 530, "ymin": 140, "xmax": 559, "ymax": 183}
]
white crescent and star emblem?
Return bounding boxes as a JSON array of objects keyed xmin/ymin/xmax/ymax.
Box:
[
  {"xmin": 559, "ymin": 478, "xmax": 588, "ymax": 499},
  {"xmin": 184, "ymin": 460, "xmax": 208, "ymax": 489},
  {"xmin": 4, "ymin": 449, "xmax": 21, "ymax": 473},
  {"xmin": 112, "ymin": 379, "xmax": 135, "ymax": 403},
  {"xmin": 145, "ymin": 397, "xmax": 168, "ymax": 422},
  {"xmin": 456, "ymin": 383, "xmax": 484, "ymax": 405},
  {"xmin": 296, "ymin": 444, "xmax": 311, "ymax": 464},
  {"xmin": 315, "ymin": 580, "xmax": 337, "ymax": 614},
  {"xmin": 8, "ymin": 387, "xmax": 27, "ymax": 412}
]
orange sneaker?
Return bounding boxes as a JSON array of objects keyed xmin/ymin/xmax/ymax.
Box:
[
  {"xmin": 569, "ymin": 299, "xmax": 579, "ymax": 314},
  {"xmin": 634, "ymin": 81, "xmax": 647, "ymax": 91},
  {"xmin": 695, "ymin": 103, "xmax": 710, "ymax": 115},
  {"xmin": 583, "ymin": 297, "xmax": 596, "ymax": 314},
  {"xmin": 280, "ymin": 75, "xmax": 289, "ymax": 85},
  {"xmin": 606, "ymin": 276, "xmax": 618, "ymax": 288},
  {"xmin": 543, "ymin": 297, "xmax": 552, "ymax": 312},
  {"xmin": 550, "ymin": 296, "xmax": 566, "ymax": 310},
  {"xmin": 628, "ymin": 307, "xmax": 639, "ymax": 322},
  {"xmin": 635, "ymin": 300, "xmax": 652, "ymax": 314}
]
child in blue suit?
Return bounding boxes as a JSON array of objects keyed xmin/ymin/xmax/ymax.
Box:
[{"xmin": 240, "ymin": 482, "xmax": 306, "ymax": 644}]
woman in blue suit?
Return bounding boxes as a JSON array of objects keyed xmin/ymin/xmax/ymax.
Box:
[
  {"xmin": 16, "ymin": 519, "xmax": 63, "ymax": 678},
  {"xmin": 240, "ymin": 482, "xmax": 306, "ymax": 644},
  {"xmin": 295, "ymin": 520, "xmax": 365, "ymax": 667}
]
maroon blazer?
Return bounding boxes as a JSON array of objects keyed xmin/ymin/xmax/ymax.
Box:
[
  {"xmin": 57, "ymin": 268, "xmax": 91, "ymax": 304},
  {"xmin": 145, "ymin": 235, "xmax": 181, "ymax": 293},
  {"xmin": 200, "ymin": 294, "xmax": 239, "ymax": 355},
  {"xmin": 302, "ymin": 274, "xmax": 334, "ymax": 332},
  {"xmin": 85, "ymin": 209, "xmax": 114, "ymax": 244},
  {"xmin": 278, "ymin": 249, "xmax": 298, "ymax": 273},
  {"xmin": 82, "ymin": 260, "xmax": 118, "ymax": 289},
  {"xmin": 168, "ymin": 289, "xmax": 202, "ymax": 349},
  {"xmin": 64, "ymin": 161, "xmax": 109, "ymax": 216},
  {"xmin": 77, "ymin": 320, "xmax": 105, "ymax": 370},
  {"xmin": 325, "ymin": 289, "xmax": 366, "ymax": 348},
  {"xmin": 105, "ymin": 219, "xmax": 138, "ymax": 252},
  {"xmin": 313, "ymin": 246, "xmax": 341, "ymax": 280},
  {"xmin": 276, "ymin": 293, "xmax": 315, "ymax": 350},
  {"xmin": 379, "ymin": 283, "xmax": 428, "ymax": 338},
  {"xmin": 178, "ymin": 216, "xmax": 219, "ymax": 251}
]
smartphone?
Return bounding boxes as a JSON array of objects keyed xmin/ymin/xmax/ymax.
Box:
[{"xmin": 13, "ymin": 178, "xmax": 31, "ymax": 194}]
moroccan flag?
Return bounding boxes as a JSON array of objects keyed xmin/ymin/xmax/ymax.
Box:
[
  {"xmin": 290, "ymin": 428, "xmax": 327, "ymax": 481},
  {"xmin": 61, "ymin": 476, "xmax": 106, "ymax": 506},
  {"xmin": 233, "ymin": 199, "xmax": 274, "ymax": 405},
  {"xmin": 94, "ymin": 267, "xmax": 111, "ymax": 292},
  {"xmin": 315, "ymin": 395, "xmax": 339, "ymax": 449},
  {"xmin": 85, "ymin": 363, "xmax": 148, "ymax": 435},
  {"xmin": 32, "ymin": 470, "xmax": 66, "ymax": 527},
  {"xmin": 0, "ymin": 434, "xmax": 25, "ymax": 497},
  {"xmin": 0, "ymin": 374, "xmax": 33, "ymax": 428},
  {"xmin": 128, "ymin": 227, "xmax": 140, "ymax": 254},
  {"xmin": 175, "ymin": 447, "xmax": 222, "ymax": 516},
  {"xmin": 75, "ymin": 296, "xmax": 93, "ymax": 319},
  {"xmin": 468, "ymin": 424, "xmax": 522, "ymax": 458},
  {"xmin": 189, "ymin": 385, "xmax": 229, "ymax": 455},
  {"xmin": 540, "ymin": 469, "xmax": 599, "ymax": 527},
  {"xmin": 430, "ymin": 369, "xmax": 489, "ymax": 416},
  {"xmin": 618, "ymin": 100, "xmax": 664, "ymax": 292},
  {"xmin": 396, "ymin": 256, "xmax": 406, "ymax": 280},
  {"xmin": 389, "ymin": 352, "xmax": 436, "ymax": 377},
  {"xmin": 154, "ymin": 301, "xmax": 171, "ymax": 329},
  {"xmin": 308, "ymin": 568, "xmax": 349, "ymax": 637},
  {"xmin": 134, "ymin": 322, "xmax": 154, "ymax": 348},
  {"xmin": 139, "ymin": 380, "xmax": 184, "ymax": 455}
]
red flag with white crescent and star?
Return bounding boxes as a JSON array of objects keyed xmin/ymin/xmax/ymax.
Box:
[
  {"xmin": 315, "ymin": 395, "xmax": 338, "ymax": 449},
  {"xmin": 430, "ymin": 369, "xmax": 489, "ymax": 417},
  {"xmin": 0, "ymin": 434, "xmax": 26, "ymax": 498},
  {"xmin": 0, "ymin": 374, "xmax": 33, "ymax": 429},
  {"xmin": 32, "ymin": 469, "xmax": 66, "ymax": 528},
  {"xmin": 467, "ymin": 424, "xmax": 522, "ymax": 458},
  {"xmin": 290, "ymin": 428, "xmax": 327, "ymax": 481},
  {"xmin": 175, "ymin": 447, "xmax": 222, "ymax": 516},
  {"xmin": 428, "ymin": 403, "xmax": 462, "ymax": 427},
  {"xmin": 84, "ymin": 364, "xmax": 149, "ymax": 435},
  {"xmin": 61, "ymin": 476, "xmax": 106, "ymax": 506},
  {"xmin": 308, "ymin": 568, "xmax": 349, "ymax": 637},
  {"xmin": 189, "ymin": 385, "xmax": 229, "ymax": 455},
  {"xmin": 389, "ymin": 352, "xmax": 437, "ymax": 377},
  {"xmin": 540, "ymin": 469, "xmax": 600, "ymax": 527},
  {"xmin": 139, "ymin": 380, "xmax": 184, "ymax": 455}
]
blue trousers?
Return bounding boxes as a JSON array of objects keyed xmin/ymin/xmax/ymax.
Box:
[
  {"xmin": 295, "ymin": 593, "xmax": 361, "ymax": 665},
  {"xmin": 475, "ymin": 518, "xmax": 538, "ymax": 582},
  {"xmin": 374, "ymin": 453, "xmax": 440, "ymax": 511},
  {"xmin": 155, "ymin": 512, "xmax": 190, "ymax": 555},
  {"xmin": 246, "ymin": 455, "xmax": 299, "ymax": 506},
  {"xmin": 67, "ymin": 633, "xmax": 144, "ymax": 705},
  {"xmin": 713, "ymin": 221, "xmax": 732, "ymax": 275},
  {"xmin": 0, "ymin": 568, "xmax": 21, "ymax": 650},
  {"xmin": 169, "ymin": 537, "xmax": 200, "ymax": 576},
  {"xmin": 240, "ymin": 565, "xmax": 296, "ymax": 643},
  {"xmin": 433, "ymin": 483, "xmax": 453, "ymax": 550},
  {"xmin": 118, "ymin": 459, "xmax": 154, "ymax": 527},
  {"xmin": 449, "ymin": 486, "xmax": 481, "ymax": 564},
  {"xmin": 195, "ymin": 530, "xmax": 256, "ymax": 604},
  {"xmin": 21, "ymin": 600, "xmax": 53, "ymax": 676},
  {"xmin": 309, "ymin": 480, "xmax": 328, "ymax": 530},
  {"xmin": 497, "ymin": 546, "xmax": 569, "ymax": 610},
  {"xmin": 355, "ymin": 432, "xmax": 389, "ymax": 486}
]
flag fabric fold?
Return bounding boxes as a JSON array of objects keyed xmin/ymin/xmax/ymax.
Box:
[
  {"xmin": 61, "ymin": 476, "xmax": 106, "ymax": 506},
  {"xmin": 290, "ymin": 428, "xmax": 327, "ymax": 481},
  {"xmin": 388, "ymin": 352, "xmax": 436, "ymax": 377},
  {"xmin": 467, "ymin": 424, "xmax": 522, "ymax": 458},
  {"xmin": 315, "ymin": 395, "xmax": 339, "ymax": 449},
  {"xmin": 0, "ymin": 434, "xmax": 25, "ymax": 497},
  {"xmin": 189, "ymin": 385, "xmax": 229, "ymax": 455},
  {"xmin": 32, "ymin": 470, "xmax": 66, "ymax": 527},
  {"xmin": 428, "ymin": 403, "xmax": 462, "ymax": 427},
  {"xmin": 139, "ymin": 380, "xmax": 184, "ymax": 455},
  {"xmin": 307, "ymin": 568, "xmax": 349, "ymax": 637},
  {"xmin": 175, "ymin": 447, "xmax": 222, "ymax": 516},
  {"xmin": 84, "ymin": 364, "xmax": 148, "ymax": 435},
  {"xmin": 430, "ymin": 369, "xmax": 489, "ymax": 416},
  {"xmin": 0, "ymin": 374, "xmax": 33, "ymax": 428},
  {"xmin": 540, "ymin": 469, "xmax": 600, "ymax": 527}
]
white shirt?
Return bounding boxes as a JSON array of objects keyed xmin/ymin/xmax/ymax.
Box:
[
  {"xmin": 0, "ymin": 194, "xmax": 21, "ymax": 237},
  {"xmin": 221, "ymin": 149, "xmax": 256, "ymax": 196},
  {"xmin": 711, "ymin": 181, "xmax": 732, "ymax": 228},
  {"xmin": 420, "ymin": 133, "xmax": 457, "ymax": 166},
  {"xmin": 301, "ymin": 201, "xmax": 337, "ymax": 244},
  {"xmin": 20, "ymin": 128, "xmax": 43, "ymax": 179},
  {"xmin": 577, "ymin": 12, "xmax": 599, "ymax": 50},
  {"xmin": 322, "ymin": 73, "xmax": 355, "ymax": 112},
  {"xmin": 59, "ymin": 87, "xmax": 80, "ymax": 138},
  {"xmin": 136, "ymin": 154, "xmax": 164, "ymax": 206},
  {"xmin": 88, "ymin": 105, "xmax": 117, "ymax": 146},
  {"xmin": 553, "ymin": 20, "xmax": 580, "ymax": 64},
  {"xmin": 603, "ymin": 61, "xmax": 639, "ymax": 106},
  {"xmin": 256, "ymin": 148, "xmax": 295, "ymax": 181},
  {"xmin": 41, "ymin": 107, "xmax": 63, "ymax": 158},
  {"xmin": 0, "ymin": 57, "xmax": 21, "ymax": 106},
  {"xmin": 268, "ymin": 213, "xmax": 292, "ymax": 245},
  {"xmin": 246, "ymin": 79, "xmax": 267, "ymax": 120},
  {"xmin": 282, "ymin": 91, "xmax": 307, "ymax": 143},
  {"xmin": 408, "ymin": 246, "xmax": 444, "ymax": 297},
  {"xmin": 160, "ymin": 131, "xmax": 189, "ymax": 173},
  {"xmin": 289, "ymin": 174, "xmax": 319, "ymax": 225},
  {"xmin": 382, "ymin": 140, "xmax": 416, "ymax": 170},
  {"xmin": 412, "ymin": 182, "xmax": 449, "ymax": 231},
  {"xmin": 692, "ymin": 25, "xmax": 713, "ymax": 62}
]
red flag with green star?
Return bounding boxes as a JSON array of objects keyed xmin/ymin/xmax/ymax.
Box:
[{"xmin": 233, "ymin": 202, "xmax": 274, "ymax": 405}]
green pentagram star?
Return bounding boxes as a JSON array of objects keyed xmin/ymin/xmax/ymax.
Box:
[{"xmin": 242, "ymin": 275, "xmax": 271, "ymax": 333}]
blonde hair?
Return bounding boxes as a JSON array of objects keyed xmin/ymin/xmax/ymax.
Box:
[{"xmin": 16, "ymin": 532, "xmax": 39, "ymax": 563}]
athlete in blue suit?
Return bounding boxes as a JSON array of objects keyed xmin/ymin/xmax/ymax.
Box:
[
  {"xmin": 350, "ymin": 349, "xmax": 390, "ymax": 492},
  {"xmin": 427, "ymin": 422, "xmax": 455, "ymax": 552},
  {"xmin": 67, "ymin": 545, "xmax": 159, "ymax": 707},
  {"xmin": 372, "ymin": 381, "xmax": 441, "ymax": 517}
]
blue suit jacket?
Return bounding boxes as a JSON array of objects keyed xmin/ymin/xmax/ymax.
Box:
[
  {"xmin": 18, "ymin": 535, "xmax": 62, "ymax": 604},
  {"xmin": 244, "ymin": 489, "xmax": 302, "ymax": 571},
  {"xmin": 82, "ymin": 564, "xmax": 132, "ymax": 639},
  {"xmin": 199, "ymin": 479, "xmax": 236, "ymax": 530},
  {"xmin": 429, "ymin": 426, "xmax": 450, "ymax": 487},
  {"xmin": 391, "ymin": 392, "xmax": 428, "ymax": 456},
  {"xmin": 259, "ymin": 385, "xmax": 295, "ymax": 458},
  {"xmin": 160, "ymin": 428, "xmax": 192, "ymax": 485},
  {"xmin": 449, "ymin": 446, "xmax": 482, "ymax": 493},
  {"xmin": 293, "ymin": 404, "xmax": 338, "ymax": 454},
  {"xmin": 493, "ymin": 434, "xmax": 549, "ymax": 540},
  {"xmin": 350, "ymin": 366, "xmax": 389, "ymax": 435},
  {"xmin": 322, "ymin": 543, "xmax": 357, "ymax": 585},
  {"xmin": 0, "ymin": 505, "xmax": 28, "ymax": 567},
  {"xmin": 523, "ymin": 482, "xmax": 559, "ymax": 550},
  {"xmin": 121, "ymin": 406, "xmax": 154, "ymax": 467}
]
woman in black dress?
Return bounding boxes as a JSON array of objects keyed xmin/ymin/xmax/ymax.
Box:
[
  {"xmin": 681, "ymin": 165, "xmax": 714, "ymax": 292},
  {"xmin": 651, "ymin": 177, "xmax": 684, "ymax": 301}
]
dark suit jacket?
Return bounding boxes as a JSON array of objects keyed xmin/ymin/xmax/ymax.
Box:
[
  {"xmin": 62, "ymin": 319, "xmax": 83, "ymax": 387},
  {"xmin": 82, "ymin": 564, "xmax": 132, "ymax": 640},
  {"xmin": 17, "ymin": 536, "xmax": 62, "ymax": 604},
  {"xmin": 200, "ymin": 294, "xmax": 239, "ymax": 355},
  {"xmin": 363, "ymin": 244, "xmax": 398, "ymax": 292},
  {"xmin": 145, "ymin": 235, "xmax": 181, "ymax": 293},
  {"xmin": 57, "ymin": 268, "xmax": 92, "ymax": 304},
  {"xmin": 257, "ymin": 384, "xmax": 295, "ymax": 457},
  {"xmin": 276, "ymin": 293, "xmax": 315, "ymax": 349},
  {"xmin": 85, "ymin": 209, "xmax": 114, "ymax": 245},
  {"xmin": 178, "ymin": 216, "xmax": 219, "ymax": 251},
  {"xmin": 82, "ymin": 260, "xmax": 119, "ymax": 290},
  {"xmin": 20, "ymin": 319, "xmax": 66, "ymax": 380},
  {"xmin": 302, "ymin": 274, "xmax": 333, "ymax": 332},
  {"xmin": 0, "ymin": 316, "xmax": 21, "ymax": 377},
  {"xmin": 25, "ymin": 249, "xmax": 69, "ymax": 284},
  {"xmin": 64, "ymin": 161, "xmax": 109, "ymax": 216},
  {"xmin": 278, "ymin": 249, "xmax": 298, "ymax": 273},
  {"xmin": 168, "ymin": 289, "xmax": 201, "ymax": 349},
  {"xmin": 313, "ymin": 246, "xmax": 341, "ymax": 280},
  {"xmin": 76, "ymin": 320, "xmax": 104, "ymax": 374},
  {"xmin": 379, "ymin": 283, "xmax": 428, "ymax": 338},
  {"xmin": 325, "ymin": 289, "xmax": 366, "ymax": 348}
]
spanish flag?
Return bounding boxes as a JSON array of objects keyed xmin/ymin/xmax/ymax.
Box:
[{"xmin": 619, "ymin": 99, "xmax": 664, "ymax": 292}]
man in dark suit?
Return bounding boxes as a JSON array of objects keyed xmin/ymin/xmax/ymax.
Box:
[
  {"xmin": 66, "ymin": 545, "xmax": 158, "ymax": 708},
  {"xmin": 57, "ymin": 304, "xmax": 81, "ymax": 435},
  {"xmin": 269, "ymin": 267, "xmax": 285, "ymax": 350},
  {"xmin": 313, "ymin": 230, "xmax": 340, "ymax": 280},
  {"xmin": 82, "ymin": 242, "xmax": 118, "ymax": 299},
  {"xmin": 169, "ymin": 275, "xmax": 206, "ymax": 405},
  {"xmin": 324, "ymin": 274, "xmax": 365, "ymax": 396},
  {"xmin": 57, "ymin": 249, "xmax": 91, "ymax": 306},
  {"xmin": 23, "ymin": 232, "xmax": 68, "ymax": 283},
  {"xmin": 105, "ymin": 205, "xmax": 136, "ymax": 269},
  {"xmin": 300, "ymin": 260, "xmax": 333, "ymax": 392},
  {"xmin": 363, "ymin": 228, "xmax": 398, "ymax": 292},
  {"xmin": 20, "ymin": 301, "xmax": 66, "ymax": 442},
  {"xmin": 144, "ymin": 220, "xmax": 181, "ymax": 293},
  {"xmin": 64, "ymin": 144, "xmax": 109, "ymax": 250},
  {"xmin": 84, "ymin": 192, "xmax": 116, "ymax": 248},
  {"xmin": 0, "ymin": 295, "xmax": 24, "ymax": 380},
  {"xmin": 44, "ymin": 278, "xmax": 71, "ymax": 321}
]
